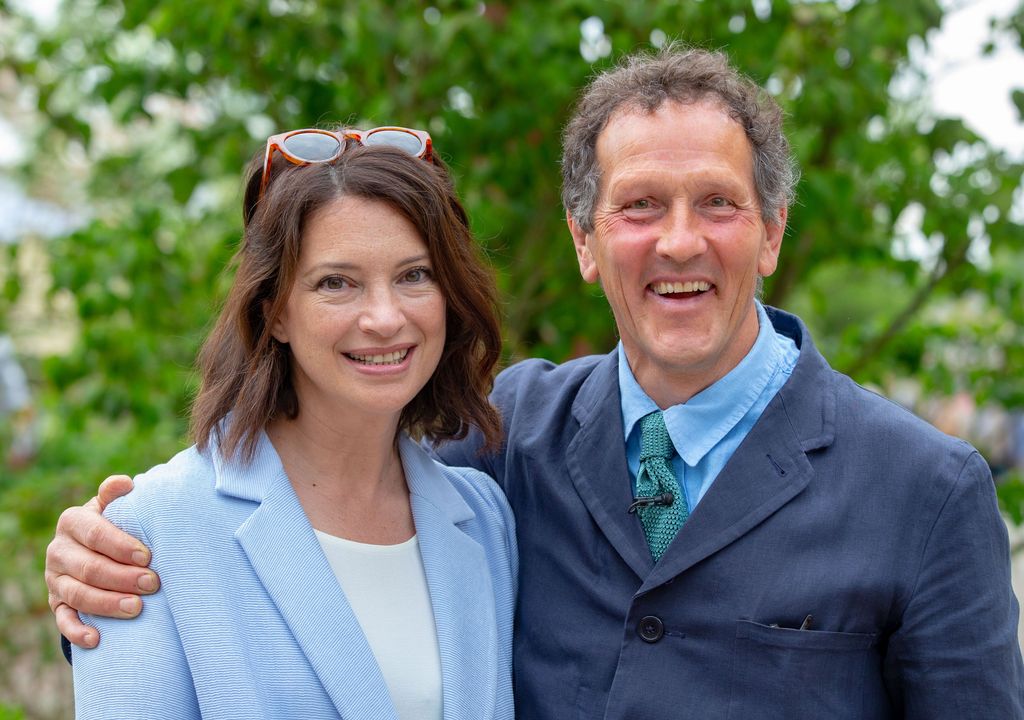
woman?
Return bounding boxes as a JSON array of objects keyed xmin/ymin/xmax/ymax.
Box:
[{"xmin": 71, "ymin": 126, "xmax": 517, "ymax": 720}]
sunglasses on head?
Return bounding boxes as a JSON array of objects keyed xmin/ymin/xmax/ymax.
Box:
[{"xmin": 259, "ymin": 126, "xmax": 433, "ymax": 199}]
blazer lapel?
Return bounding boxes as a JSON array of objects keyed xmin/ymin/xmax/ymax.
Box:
[
  {"xmin": 400, "ymin": 437, "xmax": 498, "ymax": 720},
  {"xmin": 220, "ymin": 434, "xmax": 397, "ymax": 720},
  {"xmin": 641, "ymin": 313, "xmax": 837, "ymax": 591},
  {"xmin": 566, "ymin": 352, "xmax": 654, "ymax": 580},
  {"xmin": 640, "ymin": 394, "xmax": 812, "ymax": 591}
]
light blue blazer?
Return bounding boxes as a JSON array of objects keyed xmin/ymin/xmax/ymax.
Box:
[{"xmin": 72, "ymin": 432, "xmax": 517, "ymax": 720}]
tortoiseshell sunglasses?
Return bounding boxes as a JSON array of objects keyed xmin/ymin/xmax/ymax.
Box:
[{"xmin": 258, "ymin": 126, "xmax": 433, "ymax": 199}]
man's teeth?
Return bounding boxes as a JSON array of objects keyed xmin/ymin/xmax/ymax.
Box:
[
  {"xmin": 347, "ymin": 349, "xmax": 409, "ymax": 365},
  {"xmin": 652, "ymin": 280, "xmax": 711, "ymax": 295}
]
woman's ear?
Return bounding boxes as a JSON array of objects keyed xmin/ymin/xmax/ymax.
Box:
[{"xmin": 265, "ymin": 300, "xmax": 288, "ymax": 344}]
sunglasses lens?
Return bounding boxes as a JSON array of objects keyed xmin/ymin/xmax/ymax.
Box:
[
  {"xmin": 363, "ymin": 129, "xmax": 424, "ymax": 156},
  {"xmin": 281, "ymin": 132, "xmax": 341, "ymax": 162}
]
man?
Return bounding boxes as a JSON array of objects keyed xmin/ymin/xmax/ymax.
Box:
[{"xmin": 46, "ymin": 46, "xmax": 1023, "ymax": 718}]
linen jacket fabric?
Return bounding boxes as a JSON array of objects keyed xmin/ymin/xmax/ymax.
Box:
[
  {"xmin": 73, "ymin": 432, "xmax": 517, "ymax": 720},
  {"xmin": 436, "ymin": 306, "xmax": 1024, "ymax": 720}
]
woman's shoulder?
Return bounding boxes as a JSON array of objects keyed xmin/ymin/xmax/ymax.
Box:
[
  {"xmin": 129, "ymin": 445, "xmax": 218, "ymax": 503},
  {"xmin": 103, "ymin": 445, "xmax": 220, "ymax": 535},
  {"xmin": 401, "ymin": 436, "xmax": 513, "ymax": 527},
  {"xmin": 438, "ymin": 463, "xmax": 510, "ymax": 518}
]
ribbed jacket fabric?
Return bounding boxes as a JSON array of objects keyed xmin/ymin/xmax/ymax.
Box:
[{"xmin": 73, "ymin": 432, "xmax": 517, "ymax": 720}]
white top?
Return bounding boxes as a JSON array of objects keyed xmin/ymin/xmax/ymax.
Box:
[{"xmin": 314, "ymin": 530, "xmax": 443, "ymax": 720}]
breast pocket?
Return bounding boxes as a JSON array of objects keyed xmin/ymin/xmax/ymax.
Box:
[{"xmin": 726, "ymin": 620, "xmax": 881, "ymax": 720}]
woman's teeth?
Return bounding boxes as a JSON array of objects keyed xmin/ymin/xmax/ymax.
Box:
[{"xmin": 346, "ymin": 349, "xmax": 409, "ymax": 365}]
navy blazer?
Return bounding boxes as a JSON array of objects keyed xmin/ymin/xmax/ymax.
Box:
[
  {"xmin": 437, "ymin": 306, "xmax": 1024, "ymax": 719},
  {"xmin": 74, "ymin": 433, "xmax": 517, "ymax": 720}
]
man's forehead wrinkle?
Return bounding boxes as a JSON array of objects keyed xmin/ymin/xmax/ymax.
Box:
[
  {"xmin": 602, "ymin": 158, "xmax": 750, "ymax": 200},
  {"xmin": 599, "ymin": 104, "xmax": 747, "ymax": 165}
]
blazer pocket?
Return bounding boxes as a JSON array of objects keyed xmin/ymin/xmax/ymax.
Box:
[{"xmin": 727, "ymin": 620, "xmax": 882, "ymax": 720}]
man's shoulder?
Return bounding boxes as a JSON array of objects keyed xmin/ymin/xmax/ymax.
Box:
[
  {"xmin": 493, "ymin": 352, "xmax": 612, "ymax": 401},
  {"xmin": 836, "ymin": 371, "xmax": 969, "ymax": 446},
  {"xmin": 820, "ymin": 369, "xmax": 984, "ymax": 489},
  {"xmin": 775, "ymin": 309, "xmax": 978, "ymax": 466}
]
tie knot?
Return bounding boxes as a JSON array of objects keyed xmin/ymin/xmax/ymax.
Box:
[{"xmin": 639, "ymin": 410, "xmax": 674, "ymax": 461}]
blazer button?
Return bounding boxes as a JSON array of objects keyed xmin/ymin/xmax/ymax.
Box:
[{"xmin": 637, "ymin": 615, "xmax": 664, "ymax": 643}]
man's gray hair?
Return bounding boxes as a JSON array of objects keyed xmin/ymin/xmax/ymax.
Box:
[{"xmin": 561, "ymin": 44, "xmax": 799, "ymax": 233}]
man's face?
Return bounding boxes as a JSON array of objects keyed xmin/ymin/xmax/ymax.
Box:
[{"xmin": 568, "ymin": 99, "xmax": 785, "ymax": 407}]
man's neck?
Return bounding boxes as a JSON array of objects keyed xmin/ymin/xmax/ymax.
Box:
[{"xmin": 627, "ymin": 305, "xmax": 764, "ymax": 409}]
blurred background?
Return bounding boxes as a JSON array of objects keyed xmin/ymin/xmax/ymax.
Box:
[{"xmin": 1, "ymin": 0, "xmax": 1023, "ymax": 716}]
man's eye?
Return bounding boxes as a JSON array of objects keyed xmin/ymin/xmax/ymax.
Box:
[
  {"xmin": 709, "ymin": 196, "xmax": 730, "ymax": 207},
  {"xmin": 627, "ymin": 199, "xmax": 652, "ymax": 210}
]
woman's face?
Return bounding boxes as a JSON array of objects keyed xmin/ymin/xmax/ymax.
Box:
[{"xmin": 271, "ymin": 195, "xmax": 446, "ymax": 424}]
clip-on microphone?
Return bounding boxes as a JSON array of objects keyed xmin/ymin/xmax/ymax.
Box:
[{"xmin": 627, "ymin": 492, "xmax": 674, "ymax": 514}]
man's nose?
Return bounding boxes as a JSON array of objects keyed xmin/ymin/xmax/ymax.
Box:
[
  {"xmin": 357, "ymin": 287, "xmax": 407, "ymax": 337},
  {"xmin": 655, "ymin": 205, "xmax": 707, "ymax": 263}
]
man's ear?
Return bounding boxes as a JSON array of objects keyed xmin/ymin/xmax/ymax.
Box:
[
  {"xmin": 567, "ymin": 211, "xmax": 600, "ymax": 284},
  {"xmin": 757, "ymin": 206, "xmax": 787, "ymax": 278}
]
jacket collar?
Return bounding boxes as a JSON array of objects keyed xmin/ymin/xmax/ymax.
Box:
[
  {"xmin": 210, "ymin": 430, "xmax": 497, "ymax": 719},
  {"xmin": 210, "ymin": 429, "xmax": 285, "ymax": 502},
  {"xmin": 567, "ymin": 352, "xmax": 653, "ymax": 578},
  {"xmin": 764, "ymin": 305, "xmax": 835, "ymax": 453},
  {"xmin": 400, "ymin": 434, "xmax": 475, "ymax": 525},
  {"xmin": 211, "ymin": 431, "xmax": 480, "ymax": 521},
  {"xmin": 210, "ymin": 431, "xmax": 396, "ymax": 718},
  {"xmin": 400, "ymin": 436, "xmax": 503, "ymax": 718},
  {"xmin": 566, "ymin": 306, "xmax": 836, "ymax": 585}
]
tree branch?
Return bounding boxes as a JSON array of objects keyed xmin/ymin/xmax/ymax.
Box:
[{"xmin": 842, "ymin": 238, "xmax": 971, "ymax": 378}]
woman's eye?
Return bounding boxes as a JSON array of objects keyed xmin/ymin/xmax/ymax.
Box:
[
  {"xmin": 402, "ymin": 267, "xmax": 432, "ymax": 283},
  {"xmin": 319, "ymin": 275, "xmax": 348, "ymax": 291},
  {"xmin": 708, "ymin": 196, "xmax": 730, "ymax": 208},
  {"xmin": 627, "ymin": 199, "xmax": 651, "ymax": 210}
]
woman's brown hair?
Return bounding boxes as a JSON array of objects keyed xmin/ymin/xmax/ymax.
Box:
[{"xmin": 189, "ymin": 142, "xmax": 502, "ymax": 462}]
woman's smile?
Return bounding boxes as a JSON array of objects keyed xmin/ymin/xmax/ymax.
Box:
[{"xmin": 271, "ymin": 195, "xmax": 447, "ymax": 421}]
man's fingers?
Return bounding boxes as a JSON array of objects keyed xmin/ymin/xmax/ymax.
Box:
[
  {"xmin": 46, "ymin": 534, "xmax": 158, "ymax": 596},
  {"xmin": 48, "ymin": 572, "xmax": 144, "ymax": 619},
  {"xmin": 96, "ymin": 475, "xmax": 134, "ymax": 513},
  {"xmin": 54, "ymin": 504, "xmax": 150, "ymax": 567},
  {"xmin": 54, "ymin": 602, "xmax": 99, "ymax": 649}
]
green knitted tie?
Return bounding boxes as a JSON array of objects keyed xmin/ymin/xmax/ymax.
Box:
[{"xmin": 636, "ymin": 410, "xmax": 689, "ymax": 561}]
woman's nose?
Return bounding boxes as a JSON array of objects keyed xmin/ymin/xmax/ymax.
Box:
[{"xmin": 356, "ymin": 287, "xmax": 407, "ymax": 337}]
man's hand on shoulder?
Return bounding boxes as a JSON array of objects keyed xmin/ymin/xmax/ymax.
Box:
[{"xmin": 45, "ymin": 475, "xmax": 161, "ymax": 648}]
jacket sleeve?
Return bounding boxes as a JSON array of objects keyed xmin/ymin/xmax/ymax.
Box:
[
  {"xmin": 883, "ymin": 450, "xmax": 1024, "ymax": 718},
  {"xmin": 72, "ymin": 496, "xmax": 200, "ymax": 720}
]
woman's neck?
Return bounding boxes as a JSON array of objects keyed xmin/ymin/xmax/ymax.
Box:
[{"xmin": 264, "ymin": 405, "xmax": 414, "ymax": 544}]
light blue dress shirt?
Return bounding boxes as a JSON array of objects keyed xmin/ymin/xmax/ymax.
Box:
[{"xmin": 619, "ymin": 301, "xmax": 800, "ymax": 509}]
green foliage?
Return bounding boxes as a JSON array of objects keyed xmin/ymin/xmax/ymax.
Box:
[
  {"xmin": 7, "ymin": 0, "xmax": 1019, "ymax": 378},
  {"xmin": 998, "ymin": 470, "xmax": 1024, "ymax": 526},
  {"xmin": 0, "ymin": 704, "xmax": 27, "ymax": 720},
  {"xmin": 0, "ymin": 1, "xmax": 1023, "ymax": 713}
]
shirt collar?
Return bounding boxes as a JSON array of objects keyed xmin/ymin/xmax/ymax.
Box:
[{"xmin": 618, "ymin": 301, "xmax": 787, "ymax": 466}]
